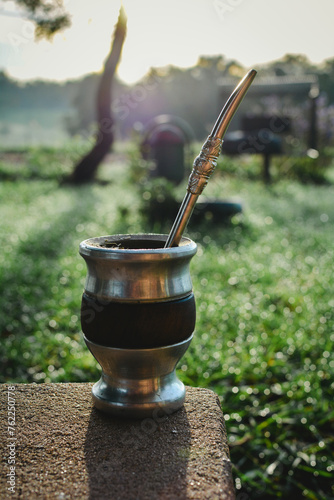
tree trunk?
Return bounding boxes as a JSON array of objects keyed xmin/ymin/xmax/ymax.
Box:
[{"xmin": 69, "ymin": 8, "xmax": 126, "ymax": 184}]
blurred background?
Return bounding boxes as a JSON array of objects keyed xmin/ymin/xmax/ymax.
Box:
[{"xmin": 0, "ymin": 0, "xmax": 333, "ymax": 150}]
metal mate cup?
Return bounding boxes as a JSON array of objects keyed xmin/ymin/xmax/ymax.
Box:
[{"xmin": 79, "ymin": 234, "xmax": 197, "ymax": 418}]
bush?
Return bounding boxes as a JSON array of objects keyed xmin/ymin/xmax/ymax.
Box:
[{"xmin": 275, "ymin": 152, "xmax": 333, "ymax": 184}]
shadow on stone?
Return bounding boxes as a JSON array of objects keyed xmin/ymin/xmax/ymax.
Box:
[{"xmin": 84, "ymin": 405, "xmax": 191, "ymax": 500}]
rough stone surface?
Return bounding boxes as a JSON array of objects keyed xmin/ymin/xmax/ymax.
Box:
[{"xmin": 0, "ymin": 383, "xmax": 235, "ymax": 499}]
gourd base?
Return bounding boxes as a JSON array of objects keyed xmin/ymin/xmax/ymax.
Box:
[{"xmin": 84, "ymin": 334, "xmax": 193, "ymax": 419}]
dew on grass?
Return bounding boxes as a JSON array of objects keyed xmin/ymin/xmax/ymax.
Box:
[
  {"xmin": 235, "ymin": 478, "xmax": 242, "ymax": 490},
  {"xmin": 198, "ymin": 301, "xmax": 208, "ymax": 311},
  {"xmin": 228, "ymin": 276, "xmax": 239, "ymax": 286},
  {"xmin": 20, "ymin": 314, "xmax": 30, "ymax": 325}
]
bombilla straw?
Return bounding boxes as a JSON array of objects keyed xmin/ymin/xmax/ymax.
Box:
[{"xmin": 164, "ymin": 69, "xmax": 257, "ymax": 248}]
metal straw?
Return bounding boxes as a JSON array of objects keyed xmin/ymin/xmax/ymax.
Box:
[{"xmin": 164, "ymin": 69, "xmax": 257, "ymax": 248}]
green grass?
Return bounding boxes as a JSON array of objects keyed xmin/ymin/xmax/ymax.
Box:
[{"xmin": 0, "ymin": 146, "xmax": 333, "ymax": 499}]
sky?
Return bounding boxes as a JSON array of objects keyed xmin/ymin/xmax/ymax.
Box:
[{"xmin": 0, "ymin": 0, "xmax": 333, "ymax": 84}]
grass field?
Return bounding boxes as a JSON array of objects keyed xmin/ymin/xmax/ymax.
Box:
[{"xmin": 0, "ymin": 145, "xmax": 333, "ymax": 498}]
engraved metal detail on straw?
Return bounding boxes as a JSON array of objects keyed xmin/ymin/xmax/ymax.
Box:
[{"xmin": 187, "ymin": 136, "xmax": 223, "ymax": 195}]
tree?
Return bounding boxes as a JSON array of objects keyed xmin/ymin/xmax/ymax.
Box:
[
  {"xmin": 3, "ymin": 0, "xmax": 71, "ymax": 38},
  {"xmin": 69, "ymin": 8, "xmax": 126, "ymax": 183},
  {"xmin": 3, "ymin": 1, "xmax": 127, "ymax": 183}
]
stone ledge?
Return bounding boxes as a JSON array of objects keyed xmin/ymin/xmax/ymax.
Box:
[{"xmin": 0, "ymin": 383, "xmax": 235, "ymax": 500}]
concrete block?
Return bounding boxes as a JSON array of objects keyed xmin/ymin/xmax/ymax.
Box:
[{"xmin": 0, "ymin": 383, "xmax": 235, "ymax": 499}]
